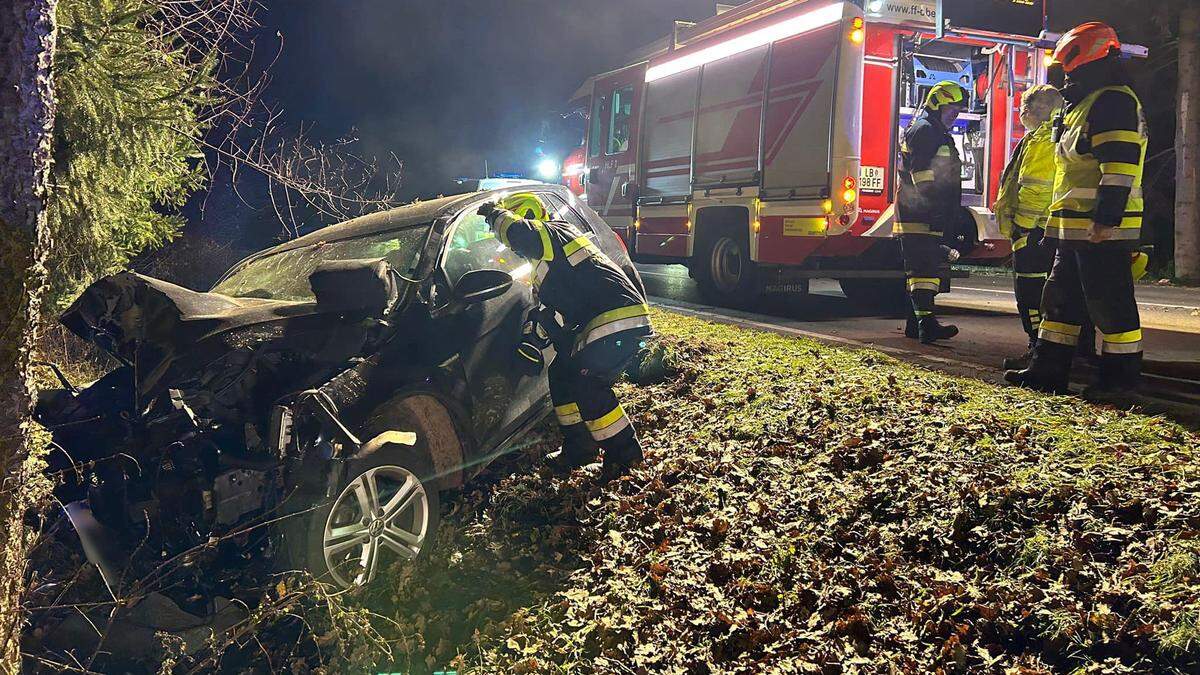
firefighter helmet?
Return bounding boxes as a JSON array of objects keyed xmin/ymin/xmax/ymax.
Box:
[
  {"xmin": 498, "ymin": 192, "xmax": 549, "ymax": 221},
  {"xmin": 924, "ymin": 81, "xmax": 968, "ymax": 112},
  {"xmin": 1052, "ymin": 22, "xmax": 1120, "ymax": 74}
]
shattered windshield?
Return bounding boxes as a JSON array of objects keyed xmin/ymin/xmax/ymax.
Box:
[{"xmin": 212, "ymin": 227, "xmax": 429, "ymax": 301}]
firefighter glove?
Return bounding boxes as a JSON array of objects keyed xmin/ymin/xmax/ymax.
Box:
[{"xmin": 477, "ymin": 201, "xmax": 498, "ymax": 220}]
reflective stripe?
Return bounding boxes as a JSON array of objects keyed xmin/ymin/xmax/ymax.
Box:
[
  {"xmin": 563, "ymin": 235, "xmax": 598, "ymax": 266},
  {"xmin": 586, "ymin": 405, "xmax": 631, "ymax": 441},
  {"xmin": 936, "ymin": 146, "xmax": 955, "ymax": 157},
  {"xmin": 532, "ymin": 260, "xmax": 549, "ymax": 288},
  {"xmin": 907, "ymin": 277, "xmax": 940, "ymax": 292},
  {"xmin": 1098, "ymin": 161, "xmax": 1140, "ymax": 177},
  {"xmin": 1092, "ymin": 130, "xmax": 1143, "ymax": 146},
  {"xmin": 912, "ymin": 170, "xmax": 935, "ymax": 184},
  {"xmin": 1102, "ymin": 328, "xmax": 1142, "ymax": 344},
  {"xmin": 1045, "ymin": 223, "xmax": 1142, "ymax": 240},
  {"xmin": 1039, "ymin": 327, "xmax": 1080, "ymax": 346},
  {"xmin": 892, "ymin": 221, "xmax": 942, "ymax": 236},
  {"xmin": 913, "ymin": 310, "xmax": 932, "ymax": 317},
  {"xmin": 1099, "ymin": 173, "xmax": 1136, "ymax": 188},
  {"xmin": 533, "ymin": 221, "xmax": 554, "ymax": 261},
  {"xmin": 575, "ymin": 303, "xmax": 652, "ymax": 353},
  {"xmin": 1019, "ymin": 177, "xmax": 1054, "ymax": 187},
  {"xmin": 1041, "ymin": 320, "xmax": 1082, "ymax": 337},
  {"xmin": 496, "ymin": 212, "xmax": 517, "ymax": 248},
  {"xmin": 1016, "ymin": 272, "xmax": 1048, "ymax": 279},
  {"xmin": 1012, "ymin": 235, "xmax": 1028, "ymax": 251},
  {"xmin": 1040, "ymin": 320, "xmax": 1081, "ymax": 346},
  {"xmin": 555, "ymin": 402, "xmax": 583, "ymax": 426},
  {"xmin": 577, "ymin": 315, "xmax": 652, "ymax": 353},
  {"xmin": 1102, "ymin": 340, "xmax": 1143, "ymax": 354},
  {"xmin": 1059, "ymin": 187, "xmax": 1143, "ymax": 201}
]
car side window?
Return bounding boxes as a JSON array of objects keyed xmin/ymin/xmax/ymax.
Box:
[
  {"xmin": 540, "ymin": 193, "xmax": 594, "ymax": 233},
  {"xmin": 443, "ymin": 213, "xmax": 525, "ymax": 288}
]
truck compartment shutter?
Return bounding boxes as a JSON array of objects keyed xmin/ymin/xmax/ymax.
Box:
[
  {"xmin": 762, "ymin": 24, "xmax": 841, "ymax": 194},
  {"xmin": 641, "ymin": 68, "xmax": 700, "ymax": 199},
  {"xmin": 693, "ymin": 44, "xmax": 768, "ymax": 188}
]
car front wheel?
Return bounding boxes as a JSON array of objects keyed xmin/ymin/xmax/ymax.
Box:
[{"xmin": 287, "ymin": 440, "xmax": 440, "ymax": 589}]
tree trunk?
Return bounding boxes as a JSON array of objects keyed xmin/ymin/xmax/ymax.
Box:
[
  {"xmin": 0, "ymin": 0, "xmax": 57, "ymax": 670},
  {"xmin": 1176, "ymin": 2, "xmax": 1200, "ymax": 282}
]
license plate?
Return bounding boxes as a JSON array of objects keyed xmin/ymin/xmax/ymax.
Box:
[{"xmin": 860, "ymin": 166, "xmax": 885, "ymax": 194}]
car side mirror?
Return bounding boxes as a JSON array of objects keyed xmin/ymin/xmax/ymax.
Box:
[{"xmin": 454, "ymin": 268, "xmax": 513, "ymax": 304}]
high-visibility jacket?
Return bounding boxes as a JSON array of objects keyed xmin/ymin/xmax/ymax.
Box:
[
  {"xmin": 1047, "ymin": 85, "xmax": 1147, "ymax": 242},
  {"xmin": 995, "ymin": 120, "xmax": 1056, "ymax": 238},
  {"xmin": 492, "ymin": 209, "xmax": 650, "ymax": 353},
  {"xmin": 895, "ymin": 109, "xmax": 962, "ymax": 236}
]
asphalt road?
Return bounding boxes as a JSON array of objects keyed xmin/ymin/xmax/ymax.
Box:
[{"xmin": 636, "ymin": 263, "xmax": 1200, "ymax": 420}]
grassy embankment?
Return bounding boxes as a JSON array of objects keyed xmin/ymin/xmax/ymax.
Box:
[{"xmin": 367, "ymin": 308, "xmax": 1200, "ymax": 673}]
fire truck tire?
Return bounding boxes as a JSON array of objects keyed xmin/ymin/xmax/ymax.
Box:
[
  {"xmin": 693, "ymin": 229, "xmax": 759, "ymax": 307},
  {"xmin": 838, "ymin": 278, "xmax": 908, "ymax": 308}
]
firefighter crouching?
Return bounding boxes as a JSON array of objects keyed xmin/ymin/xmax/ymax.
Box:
[
  {"xmin": 1005, "ymin": 23, "xmax": 1147, "ymax": 402},
  {"xmin": 994, "ymin": 84, "xmax": 1064, "ymax": 370},
  {"xmin": 894, "ymin": 80, "xmax": 968, "ymax": 343},
  {"xmin": 479, "ymin": 193, "xmax": 652, "ymax": 481}
]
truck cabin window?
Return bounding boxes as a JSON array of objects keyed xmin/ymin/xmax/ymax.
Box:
[
  {"xmin": 608, "ymin": 86, "xmax": 634, "ymax": 155},
  {"xmin": 589, "ymin": 94, "xmax": 605, "ymax": 158}
]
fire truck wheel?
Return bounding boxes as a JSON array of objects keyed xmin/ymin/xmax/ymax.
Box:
[
  {"xmin": 838, "ymin": 278, "xmax": 908, "ymax": 308},
  {"xmin": 694, "ymin": 229, "xmax": 759, "ymax": 306}
]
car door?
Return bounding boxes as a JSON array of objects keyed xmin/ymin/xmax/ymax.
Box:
[{"xmin": 438, "ymin": 208, "xmax": 545, "ymax": 451}]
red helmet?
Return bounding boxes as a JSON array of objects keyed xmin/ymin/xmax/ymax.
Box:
[{"xmin": 1053, "ymin": 22, "xmax": 1121, "ymax": 74}]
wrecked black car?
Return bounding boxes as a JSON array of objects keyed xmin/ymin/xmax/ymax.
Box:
[{"xmin": 35, "ymin": 185, "xmax": 643, "ymax": 601}]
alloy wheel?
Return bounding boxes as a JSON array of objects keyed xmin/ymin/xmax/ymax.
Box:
[{"xmin": 322, "ymin": 465, "xmax": 429, "ymax": 588}]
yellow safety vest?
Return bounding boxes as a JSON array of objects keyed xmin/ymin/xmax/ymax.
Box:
[
  {"xmin": 996, "ymin": 121, "xmax": 1056, "ymax": 238},
  {"xmin": 1046, "ymin": 85, "xmax": 1146, "ymax": 241}
]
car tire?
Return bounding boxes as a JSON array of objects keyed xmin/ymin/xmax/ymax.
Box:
[
  {"xmin": 693, "ymin": 228, "xmax": 759, "ymax": 307},
  {"xmin": 838, "ymin": 277, "xmax": 908, "ymax": 309},
  {"xmin": 281, "ymin": 416, "xmax": 441, "ymax": 590}
]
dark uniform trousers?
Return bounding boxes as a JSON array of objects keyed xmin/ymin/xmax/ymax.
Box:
[
  {"xmin": 1011, "ymin": 228, "xmax": 1054, "ymax": 340},
  {"xmin": 548, "ymin": 326, "xmax": 652, "ymax": 454},
  {"xmin": 1037, "ymin": 241, "xmax": 1140, "ymax": 377},
  {"xmin": 900, "ymin": 234, "xmax": 946, "ymax": 317}
]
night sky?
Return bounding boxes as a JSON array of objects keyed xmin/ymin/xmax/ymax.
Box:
[
  {"xmin": 185, "ymin": 0, "xmax": 1162, "ymax": 256},
  {"xmin": 259, "ymin": 0, "xmax": 718, "ymax": 199}
]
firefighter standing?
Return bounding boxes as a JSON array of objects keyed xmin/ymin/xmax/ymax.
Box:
[
  {"xmin": 994, "ymin": 84, "xmax": 1064, "ymax": 370},
  {"xmin": 894, "ymin": 80, "xmax": 969, "ymax": 343},
  {"xmin": 1005, "ymin": 23, "xmax": 1147, "ymax": 401},
  {"xmin": 479, "ymin": 193, "xmax": 652, "ymax": 481}
]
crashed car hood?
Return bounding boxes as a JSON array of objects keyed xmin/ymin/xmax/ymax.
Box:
[{"xmin": 62, "ymin": 272, "xmax": 320, "ymax": 389}]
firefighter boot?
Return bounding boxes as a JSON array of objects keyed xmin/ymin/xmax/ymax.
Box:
[
  {"xmin": 1082, "ymin": 352, "xmax": 1142, "ymax": 406},
  {"xmin": 599, "ymin": 435, "xmax": 644, "ymax": 484},
  {"xmin": 1002, "ymin": 338, "xmax": 1037, "ymax": 371},
  {"xmin": 546, "ymin": 424, "xmax": 599, "ymax": 474},
  {"xmin": 904, "ymin": 315, "xmax": 920, "ymax": 339},
  {"xmin": 1003, "ymin": 341, "xmax": 1073, "ymax": 394},
  {"xmin": 918, "ymin": 316, "xmax": 958, "ymax": 344}
]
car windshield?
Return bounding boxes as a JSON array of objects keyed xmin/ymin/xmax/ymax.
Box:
[{"xmin": 212, "ymin": 227, "xmax": 429, "ymax": 301}]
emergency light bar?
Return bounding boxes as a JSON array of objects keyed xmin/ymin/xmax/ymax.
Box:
[{"xmin": 645, "ymin": 2, "xmax": 846, "ymax": 82}]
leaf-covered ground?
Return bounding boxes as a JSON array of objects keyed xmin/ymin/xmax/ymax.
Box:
[{"xmin": 371, "ymin": 309, "xmax": 1200, "ymax": 674}]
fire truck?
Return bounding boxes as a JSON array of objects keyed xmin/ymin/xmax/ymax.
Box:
[{"xmin": 560, "ymin": 0, "xmax": 1084, "ymax": 305}]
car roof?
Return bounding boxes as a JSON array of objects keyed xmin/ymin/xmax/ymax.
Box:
[{"xmin": 266, "ymin": 184, "xmax": 569, "ymax": 254}]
